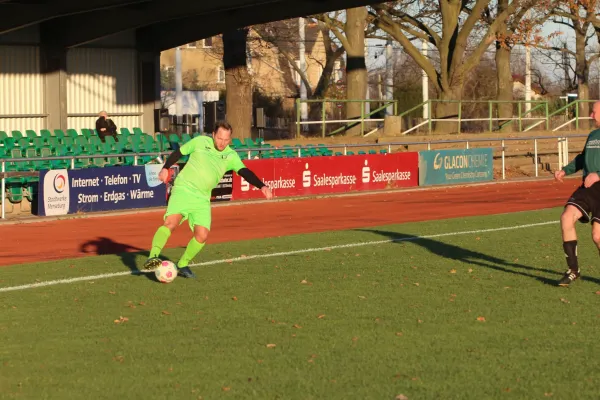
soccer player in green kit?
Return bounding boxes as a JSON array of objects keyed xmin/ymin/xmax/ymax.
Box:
[
  {"xmin": 555, "ymin": 101, "xmax": 600, "ymax": 286},
  {"xmin": 143, "ymin": 121, "xmax": 273, "ymax": 278}
]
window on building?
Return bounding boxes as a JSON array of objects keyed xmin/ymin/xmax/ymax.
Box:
[
  {"xmin": 203, "ymin": 37, "xmax": 213, "ymax": 48},
  {"xmin": 218, "ymin": 65, "xmax": 225, "ymax": 83},
  {"xmin": 187, "ymin": 42, "xmax": 197, "ymax": 48}
]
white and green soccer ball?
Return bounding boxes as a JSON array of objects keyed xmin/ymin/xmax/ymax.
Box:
[{"xmin": 155, "ymin": 260, "xmax": 178, "ymax": 283}]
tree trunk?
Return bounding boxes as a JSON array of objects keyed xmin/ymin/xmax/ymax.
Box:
[
  {"xmin": 495, "ymin": 45, "xmax": 513, "ymax": 132},
  {"xmin": 434, "ymin": 85, "xmax": 463, "ymax": 133},
  {"xmin": 223, "ymin": 29, "xmax": 252, "ymax": 139},
  {"xmin": 494, "ymin": 0, "xmax": 513, "ymax": 132},
  {"xmin": 345, "ymin": 6, "xmax": 368, "ymax": 136},
  {"xmin": 575, "ymin": 26, "xmax": 590, "ymax": 130}
]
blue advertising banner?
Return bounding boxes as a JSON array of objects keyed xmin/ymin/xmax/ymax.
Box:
[
  {"xmin": 38, "ymin": 165, "xmax": 167, "ymax": 216},
  {"xmin": 418, "ymin": 148, "xmax": 494, "ymax": 186}
]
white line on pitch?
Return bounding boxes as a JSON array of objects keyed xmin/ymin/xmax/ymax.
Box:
[{"xmin": 0, "ymin": 220, "xmax": 557, "ymax": 293}]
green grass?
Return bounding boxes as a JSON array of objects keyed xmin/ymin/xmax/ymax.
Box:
[{"xmin": 2, "ymin": 207, "xmax": 600, "ymax": 399}]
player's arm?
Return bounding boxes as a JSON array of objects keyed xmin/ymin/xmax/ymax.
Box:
[
  {"xmin": 159, "ymin": 139, "xmax": 198, "ymax": 183},
  {"xmin": 229, "ymin": 154, "xmax": 273, "ymax": 199},
  {"xmin": 555, "ymin": 143, "xmax": 586, "ymax": 182},
  {"xmin": 158, "ymin": 149, "xmax": 182, "ymax": 183},
  {"xmin": 237, "ymin": 168, "xmax": 266, "ymax": 189}
]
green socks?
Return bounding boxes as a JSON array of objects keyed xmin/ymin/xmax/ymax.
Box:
[
  {"xmin": 149, "ymin": 226, "xmax": 171, "ymax": 258},
  {"xmin": 178, "ymin": 238, "xmax": 205, "ymax": 268}
]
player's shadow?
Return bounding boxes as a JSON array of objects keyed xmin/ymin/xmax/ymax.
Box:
[
  {"xmin": 355, "ymin": 229, "xmax": 600, "ymax": 287},
  {"xmin": 80, "ymin": 237, "xmax": 170, "ymax": 282}
]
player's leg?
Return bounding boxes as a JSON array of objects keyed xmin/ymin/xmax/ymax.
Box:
[
  {"xmin": 143, "ymin": 214, "xmax": 183, "ymax": 270},
  {"xmin": 176, "ymin": 226, "xmax": 209, "ymax": 278},
  {"xmin": 150, "ymin": 214, "xmax": 182, "ymax": 257},
  {"xmin": 143, "ymin": 187, "xmax": 189, "ymax": 270},
  {"xmin": 558, "ymin": 191, "xmax": 588, "ymax": 286},
  {"xmin": 175, "ymin": 202, "xmax": 211, "ymax": 278}
]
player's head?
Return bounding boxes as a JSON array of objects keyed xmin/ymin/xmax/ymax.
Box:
[
  {"xmin": 592, "ymin": 101, "xmax": 600, "ymax": 127},
  {"xmin": 212, "ymin": 121, "xmax": 233, "ymax": 151},
  {"xmin": 98, "ymin": 111, "xmax": 108, "ymax": 119}
]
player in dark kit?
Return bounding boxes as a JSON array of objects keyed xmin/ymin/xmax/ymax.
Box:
[{"xmin": 554, "ymin": 101, "xmax": 600, "ymax": 286}]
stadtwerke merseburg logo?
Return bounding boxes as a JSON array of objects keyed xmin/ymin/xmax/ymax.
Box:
[{"xmin": 53, "ymin": 174, "xmax": 66, "ymax": 193}]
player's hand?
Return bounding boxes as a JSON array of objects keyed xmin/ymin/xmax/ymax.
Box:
[
  {"xmin": 584, "ymin": 172, "xmax": 600, "ymax": 188},
  {"xmin": 158, "ymin": 168, "xmax": 170, "ymax": 184},
  {"xmin": 261, "ymin": 186, "xmax": 273, "ymax": 200},
  {"xmin": 554, "ymin": 170, "xmax": 566, "ymax": 182}
]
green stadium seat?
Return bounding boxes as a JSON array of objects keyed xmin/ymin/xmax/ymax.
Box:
[
  {"xmin": 379, "ymin": 149, "xmax": 388, "ymax": 154},
  {"xmin": 26, "ymin": 130, "xmax": 37, "ymax": 139},
  {"xmin": 369, "ymin": 150, "xmax": 377, "ymax": 155},
  {"xmin": 358, "ymin": 151, "xmax": 366, "ymax": 155},
  {"xmin": 231, "ymin": 138, "xmax": 246, "ymax": 149},
  {"xmin": 7, "ymin": 186, "xmax": 23, "ymax": 203},
  {"xmin": 2, "ymin": 137, "xmax": 16, "ymax": 151},
  {"xmin": 90, "ymin": 136, "xmax": 102, "ymax": 147},
  {"xmin": 181, "ymin": 133, "xmax": 192, "ymax": 143},
  {"xmin": 67, "ymin": 129, "xmax": 79, "ymax": 138},
  {"xmin": 53, "ymin": 130, "xmax": 66, "ymax": 140},
  {"xmin": 16, "ymin": 138, "xmax": 29, "ymax": 148},
  {"xmin": 120, "ymin": 128, "xmax": 132, "ymax": 136},
  {"xmin": 11, "ymin": 131, "xmax": 24, "ymax": 140},
  {"xmin": 75, "ymin": 136, "xmax": 88, "ymax": 146},
  {"xmin": 0, "ymin": 131, "xmax": 7, "ymax": 141},
  {"xmin": 81, "ymin": 129, "xmax": 92, "ymax": 138},
  {"xmin": 40, "ymin": 130, "xmax": 52, "ymax": 141},
  {"xmin": 133, "ymin": 127, "xmax": 144, "ymax": 136},
  {"xmin": 335, "ymin": 152, "xmax": 343, "ymax": 156}
]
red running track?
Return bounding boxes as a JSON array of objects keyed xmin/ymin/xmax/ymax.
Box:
[{"xmin": 0, "ymin": 179, "xmax": 579, "ymax": 266}]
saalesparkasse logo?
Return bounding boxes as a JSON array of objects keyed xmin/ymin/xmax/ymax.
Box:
[
  {"xmin": 362, "ymin": 160, "xmax": 370, "ymax": 183},
  {"xmin": 302, "ymin": 163, "xmax": 311, "ymax": 187}
]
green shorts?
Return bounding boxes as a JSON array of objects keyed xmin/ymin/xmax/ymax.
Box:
[{"xmin": 164, "ymin": 186, "xmax": 211, "ymax": 231}]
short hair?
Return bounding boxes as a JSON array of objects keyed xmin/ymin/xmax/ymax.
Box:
[{"xmin": 213, "ymin": 121, "xmax": 232, "ymax": 134}]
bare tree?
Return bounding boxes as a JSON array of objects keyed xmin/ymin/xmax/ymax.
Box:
[
  {"xmin": 534, "ymin": 0, "xmax": 600, "ymax": 126},
  {"xmin": 316, "ymin": 7, "xmax": 371, "ymax": 135},
  {"xmin": 369, "ymin": 0, "xmax": 534, "ymax": 132}
]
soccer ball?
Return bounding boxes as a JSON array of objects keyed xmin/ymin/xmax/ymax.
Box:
[{"xmin": 155, "ymin": 260, "xmax": 178, "ymax": 283}]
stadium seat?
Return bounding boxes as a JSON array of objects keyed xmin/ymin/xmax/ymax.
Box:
[
  {"xmin": 53, "ymin": 130, "xmax": 66, "ymax": 140},
  {"xmin": 26, "ymin": 130, "xmax": 37, "ymax": 139},
  {"xmin": 0, "ymin": 131, "xmax": 7, "ymax": 141},
  {"xmin": 133, "ymin": 128, "xmax": 144, "ymax": 136},
  {"xmin": 40, "ymin": 130, "xmax": 52, "ymax": 141},
  {"xmin": 67, "ymin": 129, "xmax": 79, "ymax": 138},
  {"xmin": 11, "ymin": 131, "xmax": 24, "ymax": 140},
  {"xmin": 120, "ymin": 128, "xmax": 132, "ymax": 136}
]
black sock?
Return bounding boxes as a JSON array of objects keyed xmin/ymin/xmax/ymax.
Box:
[{"xmin": 563, "ymin": 240, "xmax": 579, "ymax": 272}]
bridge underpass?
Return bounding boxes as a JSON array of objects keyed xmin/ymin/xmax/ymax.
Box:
[{"xmin": 0, "ymin": 0, "xmax": 383, "ymax": 133}]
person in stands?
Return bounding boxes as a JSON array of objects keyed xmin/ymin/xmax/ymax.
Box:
[{"xmin": 95, "ymin": 111, "xmax": 119, "ymax": 143}]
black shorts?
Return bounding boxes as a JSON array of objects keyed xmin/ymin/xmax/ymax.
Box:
[{"xmin": 566, "ymin": 183, "xmax": 600, "ymax": 223}]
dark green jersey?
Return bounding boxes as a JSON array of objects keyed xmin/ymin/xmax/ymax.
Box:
[{"xmin": 562, "ymin": 129, "xmax": 600, "ymax": 178}]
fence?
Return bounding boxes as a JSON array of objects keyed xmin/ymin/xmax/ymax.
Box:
[
  {"xmin": 295, "ymin": 98, "xmax": 398, "ymax": 138},
  {"xmin": 295, "ymin": 99, "xmax": 598, "ymax": 136},
  {"xmin": 0, "ymin": 133, "xmax": 588, "ymax": 219}
]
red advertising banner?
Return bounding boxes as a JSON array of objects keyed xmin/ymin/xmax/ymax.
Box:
[{"xmin": 232, "ymin": 152, "xmax": 418, "ymax": 200}]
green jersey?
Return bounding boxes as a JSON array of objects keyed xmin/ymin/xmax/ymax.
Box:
[
  {"xmin": 563, "ymin": 129, "xmax": 600, "ymax": 179},
  {"xmin": 175, "ymin": 136, "xmax": 246, "ymax": 197}
]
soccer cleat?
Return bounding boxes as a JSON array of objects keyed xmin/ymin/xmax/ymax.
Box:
[
  {"xmin": 558, "ymin": 269, "xmax": 580, "ymax": 287},
  {"xmin": 177, "ymin": 266, "xmax": 197, "ymax": 279},
  {"xmin": 143, "ymin": 257, "xmax": 162, "ymax": 271}
]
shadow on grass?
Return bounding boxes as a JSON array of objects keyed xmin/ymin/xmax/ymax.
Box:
[
  {"xmin": 355, "ymin": 228, "xmax": 600, "ymax": 287},
  {"xmin": 79, "ymin": 237, "xmax": 174, "ymax": 283}
]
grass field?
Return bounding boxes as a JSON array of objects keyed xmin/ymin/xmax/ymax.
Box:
[{"xmin": 2, "ymin": 207, "xmax": 600, "ymax": 399}]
